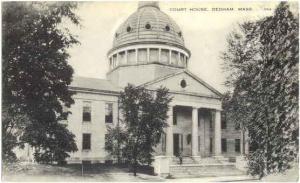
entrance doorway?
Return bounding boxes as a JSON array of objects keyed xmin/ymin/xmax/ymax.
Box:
[
  {"xmin": 173, "ymin": 133, "xmax": 183, "ymax": 156},
  {"xmin": 173, "ymin": 134, "xmax": 179, "ymax": 156}
]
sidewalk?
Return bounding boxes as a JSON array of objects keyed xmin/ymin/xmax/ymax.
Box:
[{"xmin": 165, "ymin": 175, "xmax": 257, "ymax": 182}]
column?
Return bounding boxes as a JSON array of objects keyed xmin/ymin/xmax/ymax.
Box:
[
  {"xmin": 125, "ymin": 50, "xmax": 128, "ymax": 64},
  {"xmin": 245, "ymin": 129, "xmax": 249, "ymax": 155},
  {"xmin": 166, "ymin": 106, "xmax": 173, "ymax": 156},
  {"xmin": 135, "ymin": 49, "xmax": 138, "ymax": 63},
  {"xmin": 240, "ymin": 129, "xmax": 245, "ymax": 155},
  {"xmin": 178, "ymin": 52, "xmax": 181, "ymax": 66},
  {"xmin": 214, "ymin": 110, "xmax": 222, "ymax": 156},
  {"xmin": 192, "ymin": 107, "xmax": 199, "ymax": 156},
  {"xmin": 116, "ymin": 53, "xmax": 119, "ymax": 66},
  {"xmin": 158, "ymin": 48, "xmax": 161, "ymax": 62},
  {"xmin": 169, "ymin": 50, "xmax": 172, "ymax": 64},
  {"xmin": 147, "ymin": 48, "xmax": 150, "ymax": 63}
]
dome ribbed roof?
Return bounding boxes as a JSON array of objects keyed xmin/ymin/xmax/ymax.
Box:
[{"xmin": 112, "ymin": 2, "xmax": 185, "ymax": 49}]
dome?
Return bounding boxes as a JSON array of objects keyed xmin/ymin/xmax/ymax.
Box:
[
  {"xmin": 107, "ymin": 1, "xmax": 191, "ymax": 74},
  {"xmin": 112, "ymin": 1, "xmax": 185, "ymax": 50}
]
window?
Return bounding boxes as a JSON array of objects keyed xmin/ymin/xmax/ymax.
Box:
[
  {"xmin": 171, "ymin": 51, "xmax": 178, "ymax": 65},
  {"xmin": 180, "ymin": 54, "xmax": 185, "ymax": 67},
  {"xmin": 138, "ymin": 48, "xmax": 147, "ymax": 63},
  {"xmin": 109, "ymin": 58, "xmax": 113, "ymax": 69},
  {"xmin": 105, "ymin": 103, "xmax": 113, "ymax": 123},
  {"xmin": 118, "ymin": 51, "xmax": 126, "ymax": 65},
  {"xmin": 82, "ymin": 133, "xmax": 91, "ymax": 150},
  {"xmin": 127, "ymin": 49, "xmax": 136, "ymax": 64},
  {"xmin": 149, "ymin": 48, "xmax": 159, "ymax": 62},
  {"xmin": 178, "ymin": 31, "xmax": 182, "ymax": 37},
  {"xmin": 161, "ymin": 133, "xmax": 166, "ymax": 153},
  {"xmin": 113, "ymin": 55, "xmax": 117, "ymax": 67},
  {"xmin": 161, "ymin": 49, "xmax": 169, "ymax": 63},
  {"xmin": 145, "ymin": 23, "xmax": 151, "ymax": 29},
  {"xmin": 235, "ymin": 139, "xmax": 241, "ymax": 153},
  {"xmin": 180, "ymin": 79, "xmax": 187, "ymax": 88},
  {"xmin": 187, "ymin": 134, "xmax": 191, "ymax": 145},
  {"xmin": 82, "ymin": 102, "xmax": 91, "ymax": 122},
  {"xmin": 221, "ymin": 113, "xmax": 227, "ymax": 129},
  {"xmin": 221, "ymin": 138, "xmax": 227, "ymax": 153},
  {"xmin": 173, "ymin": 108, "xmax": 177, "ymax": 125},
  {"xmin": 105, "ymin": 134, "xmax": 112, "ymax": 151},
  {"xmin": 126, "ymin": 26, "xmax": 132, "ymax": 32},
  {"xmin": 165, "ymin": 25, "xmax": 170, "ymax": 31}
]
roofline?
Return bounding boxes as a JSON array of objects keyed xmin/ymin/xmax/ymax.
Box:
[
  {"xmin": 140, "ymin": 69, "xmax": 223, "ymax": 98},
  {"xmin": 70, "ymin": 86, "xmax": 220, "ymax": 99},
  {"xmin": 106, "ymin": 62, "xmax": 184, "ymax": 75},
  {"xmin": 69, "ymin": 86, "xmax": 120, "ymax": 96},
  {"xmin": 107, "ymin": 41, "xmax": 191, "ymax": 57},
  {"xmin": 184, "ymin": 70, "xmax": 223, "ymax": 97}
]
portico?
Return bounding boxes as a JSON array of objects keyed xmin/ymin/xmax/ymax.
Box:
[{"xmin": 165, "ymin": 104, "xmax": 222, "ymax": 158}]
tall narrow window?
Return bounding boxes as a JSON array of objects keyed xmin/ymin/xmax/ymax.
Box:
[
  {"xmin": 161, "ymin": 49, "xmax": 169, "ymax": 63},
  {"xmin": 138, "ymin": 48, "xmax": 147, "ymax": 63},
  {"xmin": 149, "ymin": 48, "xmax": 159, "ymax": 62},
  {"xmin": 221, "ymin": 113, "xmax": 227, "ymax": 129},
  {"xmin": 82, "ymin": 133, "xmax": 91, "ymax": 150},
  {"xmin": 171, "ymin": 51, "xmax": 179, "ymax": 65},
  {"xmin": 113, "ymin": 55, "xmax": 117, "ymax": 67},
  {"xmin": 105, "ymin": 103, "xmax": 113, "ymax": 123},
  {"xmin": 127, "ymin": 49, "xmax": 136, "ymax": 64},
  {"xmin": 221, "ymin": 138, "xmax": 227, "ymax": 153},
  {"xmin": 82, "ymin": 101, "xmax": 91, "ymax": 122},
  {"xmin": 180, "ymin": 54, "xmax": 185, "ymax": 67},
  {"xmin": 118, "ymin": 51, "xmax": 126, "ymax": 65},
  {"xmin": 235, "ymin": 139, "xmax": 241, "ymax": 153}
]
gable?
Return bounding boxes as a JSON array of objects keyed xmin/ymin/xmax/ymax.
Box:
[{"xmin": 143, "ymin": 71, "xmax": 222, "ymax": 98}]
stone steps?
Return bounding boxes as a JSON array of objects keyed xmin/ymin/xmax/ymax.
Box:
[
  {"xmin": 169, "ymin": 163, "xmax": 246, "ymax": 178},
  {"xmin": 172, "ymin": 157, "xmax": 229, "ymax": 165}
]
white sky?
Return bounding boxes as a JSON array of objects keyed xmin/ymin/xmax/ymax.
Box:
[{"xmin": 67, "ymin": 1, "xmax": 284, "ymax": 93}]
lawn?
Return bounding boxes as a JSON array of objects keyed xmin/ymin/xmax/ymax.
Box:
[{"xmin": 2, "ymin": 162, "xmax": 164, "ymax": 182}]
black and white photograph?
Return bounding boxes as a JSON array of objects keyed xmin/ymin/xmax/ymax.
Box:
[{"xmin": 1, "ymin": 1, "xmax": 299, "ymax": 182}]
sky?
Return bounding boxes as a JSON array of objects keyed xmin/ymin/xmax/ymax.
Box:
[{"xmin": 67, "ymin": 1, "xmax": 285, "ymax": 93}]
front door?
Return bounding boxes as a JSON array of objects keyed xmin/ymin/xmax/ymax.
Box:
[{"xmin": 173, "ymin": 133, "xmax": 179, "ymax": 156}]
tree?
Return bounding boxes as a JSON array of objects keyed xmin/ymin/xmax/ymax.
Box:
[
  {"xmin": 2, "ymin": 2, "xmax": 79, "ymax": 163},
  {"xmin": 222, "ymin": 2, "xmax": 298, "ymax": 179},
  {"xmin": 106, "ymin": 84, "xmax": 172, "ymax": 176}
]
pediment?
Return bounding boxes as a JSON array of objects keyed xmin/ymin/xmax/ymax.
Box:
[{"xmin": 142, "ymin": 70, "xmax": 222, "ymax": 98}]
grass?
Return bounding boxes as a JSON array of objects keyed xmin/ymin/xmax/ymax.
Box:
[{"xmin": 2, "ymin": 162, "xmax": 163, "ymax": 182}]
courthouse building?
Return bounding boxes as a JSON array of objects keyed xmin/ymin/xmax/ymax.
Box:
[{"xmin": 65, "ymin": 1, "xmax": 248, "ymax": 175}]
